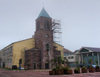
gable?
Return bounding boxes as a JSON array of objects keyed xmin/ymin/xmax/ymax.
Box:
[{"xmin": 80, "ymin": 48, "xmax": 89, "ymax": 53}]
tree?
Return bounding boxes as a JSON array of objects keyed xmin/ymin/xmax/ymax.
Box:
[
  {"xmin": 96, "ymin": 60, "xmax": 98, "ymax": 66},
  {"xmin": 63, "ymin": 58, "xmax": 69, "ymax": 66},
  {"xmin": 88, "ymin": 58, "xmax": 93, "ymax": 65},
  {"xmin": 76, "ymin": 61, "xmax": 79, "ymax": 67},
  {"xmin": 51, "ymin": 56, "xmax": 64, "ymax": 68}
]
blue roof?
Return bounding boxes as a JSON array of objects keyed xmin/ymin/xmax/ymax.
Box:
[
  {"xmin": 81, "ymin": 47, "xmax": 100, "ymax": 52},
  {"xmin": 38, "ymin": 8, "xmax": 51, "ymax": 18}
]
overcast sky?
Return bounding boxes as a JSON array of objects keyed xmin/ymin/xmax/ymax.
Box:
[{"xmin": 0, "ymin": 0, "xmax": 100, "ymax": 51}]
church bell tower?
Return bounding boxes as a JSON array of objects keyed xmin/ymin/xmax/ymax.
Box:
[{"xmin": 35, "ymin": 8, "xmax": 54, "ymax": 69}]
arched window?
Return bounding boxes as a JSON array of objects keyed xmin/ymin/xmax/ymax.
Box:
[
  {"xmin": 46, "ymin": 44, "xmax": 50, "ymax": 51},
  {"xmin": 19, "ymin": 59, "xmax": 22, "ymax": 64},
  {"xmin": 45, "ymin": 21, "xmax": 50, "ymax": 30}
]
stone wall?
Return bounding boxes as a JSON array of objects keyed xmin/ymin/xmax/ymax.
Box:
[
  {"xmin": 0, "ymin": 46, "xmax": 13, "ymax": 68},
  {"xmin": 25, "ymin": 48, "xmax": 41, "ymax": 69}
]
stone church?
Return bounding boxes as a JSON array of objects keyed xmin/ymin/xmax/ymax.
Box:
[
  {"xmin": 0, "ymin": 8, "xmax": 64, "ymax": 69},
  {"xmin": 25, "ymin": 8, "xmax": 61, "ymax": 69}
]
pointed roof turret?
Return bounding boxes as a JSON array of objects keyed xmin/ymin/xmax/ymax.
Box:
[{"xmin": 38, "ymin": 8, "xmax": 51, "ymax": 18}]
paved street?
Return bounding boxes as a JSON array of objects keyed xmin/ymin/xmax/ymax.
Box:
[{"xmin": 0, "ymin": 69, "xmax": 100, "ymax": 77}]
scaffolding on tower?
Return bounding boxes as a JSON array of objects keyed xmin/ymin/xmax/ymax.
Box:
[{"xmin": 52, "ymin": 19, "xmax": 62, "ymax": 45}]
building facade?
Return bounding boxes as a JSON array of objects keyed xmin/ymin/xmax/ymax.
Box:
[
  {"xmin": 0, "ymin": 44, "xmax": 13, "ymax": 68},
  {"xmin": 0, "ymin": 8, "xmax": 64, "ymax": 69},
  {"xmin": 0, "ymin": 38, "xmax": 35, "ymax": 68},
  {"xmin": 24, "ymin": 8, "xmax": 63, "ymax": 69},
  {"xmin": 34, "ymin": 8, "xmax": 54, "ymax": 69},
  {"xmin": 77, "ymin": 47, "xmax": 100, "ymax": 67}
]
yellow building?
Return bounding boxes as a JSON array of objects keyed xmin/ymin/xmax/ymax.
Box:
[
  {"xmin": 0, "ymin": 8, "xmax": 64, "ymax": 69},
  {"xmin": 0, "ymin": 38, "xmax": 64, "ymax": 68}
]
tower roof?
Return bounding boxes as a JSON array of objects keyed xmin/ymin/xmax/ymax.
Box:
[{"xmin": 38, "ymin": 8, "xmax": 51, "ymax": 18}]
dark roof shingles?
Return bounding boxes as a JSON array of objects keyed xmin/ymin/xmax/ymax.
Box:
[{"xmin": 84, "ymin": 47, "xmax": 100, "ymax": 52}]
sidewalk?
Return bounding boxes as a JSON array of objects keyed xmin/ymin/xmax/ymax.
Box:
[{"xmin": 0, "ymin": 69, "xmax": 100, "ymax": 77}]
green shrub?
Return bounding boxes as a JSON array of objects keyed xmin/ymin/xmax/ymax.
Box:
[
  {"xmin": 63, "ymin": 66, "xmax": 70, "ymax": 71},
  {"xmin": 81, "ymin": 66, "xmax": 87, "ymax": 73},
  {"xmin": 63, "ymin": 66, "xmax": 71, "ymax": 74},
  {"xmin": 96, "ymin": 66, "xmax": 99, "ymax": 69},
  {"xmin": 52, "ymin": 68, "xmax": 56, "ymax": 71},
  {"xmin": 89, "ymin": 66, "xmax": 95, "ymax": 72},
  {"xmin": 95, "ymin": 66, "xmax": 100, "ymax": 72},
  {"xmin": 74, "ymin": 67, "xmax": 80, "ymax": 73},
  {"xmin": 82, "ymin": 66, "xmax": 87, "ymax": 70}
]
